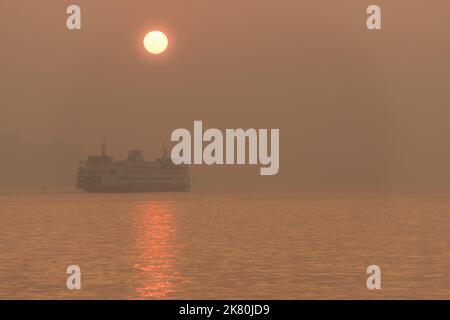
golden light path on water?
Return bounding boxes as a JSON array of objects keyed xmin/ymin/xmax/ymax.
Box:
[{"xmin": 132, "ymin": 201, "xmax": 189, "ymax": 299}]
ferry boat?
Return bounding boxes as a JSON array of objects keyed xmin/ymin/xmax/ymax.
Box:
[{"xmin": 76, "ymin": 141, "xmax": 190, "ymax": 192}]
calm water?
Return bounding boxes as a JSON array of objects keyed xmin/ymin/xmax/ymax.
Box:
[{"xmin": 0, "ymin": 192, "xmax": 449, "ymax": 299}]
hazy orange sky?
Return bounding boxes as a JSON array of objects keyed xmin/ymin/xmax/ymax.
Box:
[{"xmin": 1, "ymin": 1, "xmax": 450, "ymax": 191}]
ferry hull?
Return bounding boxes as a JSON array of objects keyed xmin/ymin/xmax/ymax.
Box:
[{"xmin": 77, "ymin": 181, "xmax": 189, "ymax": 193}]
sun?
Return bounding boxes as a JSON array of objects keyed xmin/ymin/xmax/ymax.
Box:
[{"xmin": 143, "ymin": 31, "xmax": 168, "ymax": 55}]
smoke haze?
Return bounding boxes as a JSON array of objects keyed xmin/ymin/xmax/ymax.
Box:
[{"xmin": 1, "ymin": 0, "xmax": 450, "ymax": 191}]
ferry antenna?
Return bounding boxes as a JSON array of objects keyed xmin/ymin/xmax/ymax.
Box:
[{"xmin": 101, "ymin": 137, "xmax": 107, "ymax": 157}]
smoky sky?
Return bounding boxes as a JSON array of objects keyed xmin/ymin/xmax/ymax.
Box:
[{"xmin": 1, "ymin": 0, "xmax": 450, "ymax": 191}]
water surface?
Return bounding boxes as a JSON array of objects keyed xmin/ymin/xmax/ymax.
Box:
[{"xmin": 0, "ymin": 192, "xmax": 449, "ymax": 299}]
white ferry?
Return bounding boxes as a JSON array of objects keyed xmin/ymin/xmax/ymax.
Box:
[{"xmin": 77, "ymin": 142, "xmax": 190, "ymax": 192}]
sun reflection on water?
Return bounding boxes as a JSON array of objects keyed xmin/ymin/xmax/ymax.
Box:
[{"xmin": 132, "ymin": 201, "xmax": 186, "ymax": 299}]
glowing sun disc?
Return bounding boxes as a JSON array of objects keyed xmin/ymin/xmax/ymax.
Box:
[{"xmin": 143, "ymin": 31, "xmax": 168, "ymax": 55}]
